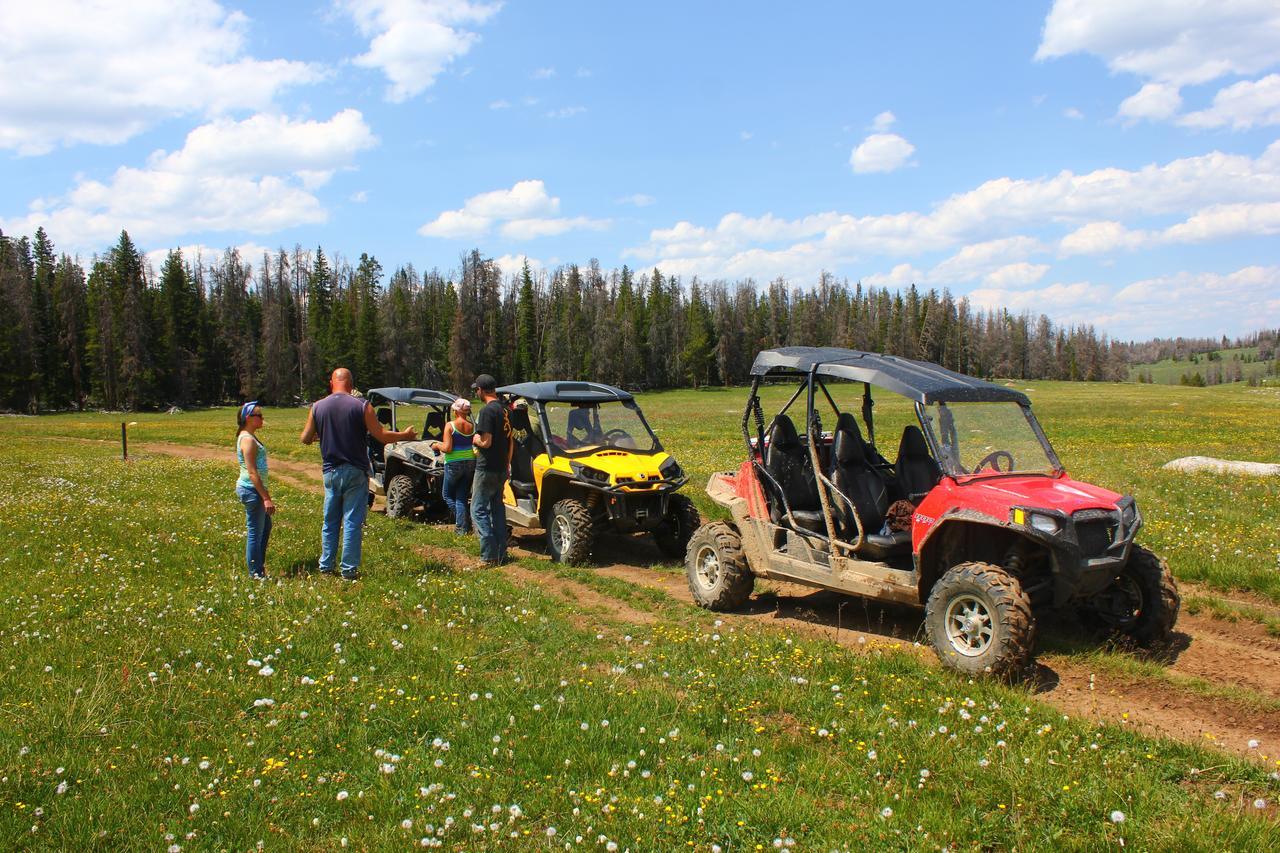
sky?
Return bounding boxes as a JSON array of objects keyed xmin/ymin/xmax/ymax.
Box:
[{"xmin": 2, "ymin": 0, "xmax": 1279, "ymax": 342}]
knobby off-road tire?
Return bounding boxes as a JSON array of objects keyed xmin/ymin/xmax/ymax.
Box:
[
  {"xmin": 1086, "ymin": 544, "xmax": 1180, "ymax": 647},
  {"xmin": 547, "ymin": 498, "xmax": 594, "ymax": 564},
  {"xmin": 385, "ymin": 474, "xmax": 417, "ymax": 520},
  {"xmin": 685, "ymin": 522, "xmax": 754, "ymax": 611},
  {"xmin": 925, "ymin": 562, "xmax": 1035, "ymax": 679},
  {"xmin": 654, "ymin": 494, "xmax": 702, "ymax": 559}
]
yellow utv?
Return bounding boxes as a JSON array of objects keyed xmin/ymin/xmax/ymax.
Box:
[{"xmin": 497, "ymin": 381, "xmax": 700, "ymax": 563}]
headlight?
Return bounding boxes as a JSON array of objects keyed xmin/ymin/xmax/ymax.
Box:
[
  {"xmin": 1029, "ymin": 513, "xmax": 1060, "ymax": 534},
  {"xmin": 1012, "ymin": 507, "xmax": 1060, "ymax": 534},
  {"xmin": 570, "ymin": 462, "xmax": 610, "ymax": 484},
  {"xmin": 659, "ymin": 457, "xmax": 683, "ymax": 479}
]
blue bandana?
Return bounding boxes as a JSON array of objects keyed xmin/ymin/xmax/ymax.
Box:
[{"xmin": 240, "ymin": 401, "xmax": 261, "ymax": 420}]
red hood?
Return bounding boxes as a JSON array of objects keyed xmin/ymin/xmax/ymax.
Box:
[{"xmin": 953, "ymin": 473, "xmax": 1122, "ymax": 514}]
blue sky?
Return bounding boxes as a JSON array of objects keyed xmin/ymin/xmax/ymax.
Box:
[{"xmin": 2, "ymin": 0, "xmax": 1279, "ymax": 341}]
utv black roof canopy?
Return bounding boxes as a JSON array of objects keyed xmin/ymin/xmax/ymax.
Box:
[
  {"xmin": 750, "ymin": 347, "xmax": 1030, "ymax": 405},
  {"xmin": 367, "ymin": 387, "xmax": 459, "ymax": 406},
  {"xmin": 498, "ymin": 381, "xmax": 634, "ymax": 404}
]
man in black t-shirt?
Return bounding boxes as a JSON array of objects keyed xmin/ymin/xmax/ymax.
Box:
[{"xmin": 470, "ymin": 373, "xmax": 512, "ymax": 564}]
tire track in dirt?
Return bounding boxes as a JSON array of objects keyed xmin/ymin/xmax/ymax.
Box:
[
  {"xmin": 80, "ymin": 439, "xmax": 1280, "ymax": 763},
  {"xmin": 577, "ymin": 535, "xmax": 1280, "ymax": 764}
]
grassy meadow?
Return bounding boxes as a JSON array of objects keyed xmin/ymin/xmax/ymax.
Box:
[{"xmin": 1, "ymin": 380, "xmax": 1279, "ymax": 849}]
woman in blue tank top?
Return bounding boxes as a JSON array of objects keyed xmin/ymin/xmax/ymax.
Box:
[
  {"xmin": 431, "ymin": 397, "xmax": 476, "ymax": 534},
  {"xmin": 235, "ymin": 401, "xmax": 274, "ymax": 579}
]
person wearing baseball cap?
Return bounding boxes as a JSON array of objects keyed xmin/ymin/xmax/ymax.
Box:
[
  {"xmin": 430, "ymin": 396, "xmax": 477, "ymax": 535},
  {"xmin": 469, "ymin": 373, "xmax": 512, "ymax": 564}
]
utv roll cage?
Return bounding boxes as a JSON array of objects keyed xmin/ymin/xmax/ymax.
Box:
[{"xmin": 744, "ymin": 347, "xmax": 1062, "ymax": 556}]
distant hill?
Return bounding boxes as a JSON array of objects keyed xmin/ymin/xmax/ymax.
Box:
[{"xmin": 1129, "ymin": 345, "xmax": 1279, "ymax": 386}]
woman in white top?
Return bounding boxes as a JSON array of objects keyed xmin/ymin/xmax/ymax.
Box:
[{"xmin": 235, "ymin": 401, "xmax": 274, "ymax": 579}]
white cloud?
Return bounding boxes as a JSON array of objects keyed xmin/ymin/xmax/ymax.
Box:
[
  {"xmin": 350, "ymin": 190, "xmax": 369, "ymax": 203},
  {"xmin": 1038, "ymin": 1, "xmax": 1280, "ymax": 127},
  {"xmin": 1117, "ymin": 82, "xmax": 1182, "ymax": 123},
  {"xmin": 500, "ymin": 216, "xmax": 609, "ymax": 240},
  {"xmin": 982, "ymin": 263, "xmax": 1050, "ymax": 288},
  {"xmin": 2, "ymin": 111, "xmax": 376, "ymax": 251},
  {"xmin": 575, "ymin": 67, "xmax": 593, "ymax": 78},
  {"xmin": 494, "ymin": 254, "xmax": 545, "ymax": 276},
  {"xmin": 928, "ymin": 237, "xmax": 1045, "ymax": 283},
  {"xmin": 625, "ymin": 141, "xmax": 1280, "ymax": 285},
  {"xmin": 740, "ymin": 130, "xmax": 754, "ymax": 141},
  {"xmin": 964, "ymin": 266, "xmax": 1280, "ymax": 338},
  {"xmin": 967, "ymin": 280, "xmax": 1110, "ymax": 316},
  {"xmin": 489, "ymin": 99, "xmax": 512, "ymax": 109},
  {"xmin": 862, "ymin": 263, "xmax": 922, "ymax": 288},
  {"xmin": 1060, "ymin": 202, "xmax": 1280, "ymax": 255},
  {"xmin": 616, "ymin": 193, "xmax": 656, "ymax": 207},
  {"xmin": 531, "ymin": 67, "xmax": 556, "ymax": 80},
  {"xmin": 419, "ymin": 180, "xmax": 607, "ymax": 240},
  {"xmin": 1063, "ymin": 107, "xmax": 1084, "ymax": 120},
  {"xmin": 1179, "ymin": 73, "xmax": 1280, "ymax": 129},
  {"xmin": 1059, "ymin": 221, "xmax": 1149, "ymax": 256},
  {"xmin": 0, "ymin": 0, "xmax": 322, "ymax": 154},
  {"xmin": 1110, "ymin": 265, "xmax": 1280, "ymax": 336},
  {"xmin": 545, "ymin": 106, "xmax": 587, "ymax": 119},
  {"xmin": 850, "ymin": 133, "xmax": 915, "ymax": 174},
  {"xmin": 340, "ymin": 0, "xmax": 501, "ymax": 103},
  {"xmin": 1037, "ymin": 0, "xmax": 1280, "ymax": 87},
  {"xmin": 871, "ymin": 111, "xmax": 897, "ymax": 132}
]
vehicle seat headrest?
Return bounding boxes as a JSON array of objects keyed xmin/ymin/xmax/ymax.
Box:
[
  {"xmin": 900, "ymin": 424, "xmax": 930, "ymax": 458},
  {"xmin": 767, "ymin": 415, "xmax": 800, "ymax": 450},
  {"xmin": 833, "ymin": 413, "xmax": 866, "ymax": 465}
]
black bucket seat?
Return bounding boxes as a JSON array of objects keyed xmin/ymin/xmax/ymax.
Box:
[
  {"xmin": 894, "ymin": 425, "xmax": 941, "ymax": 504},
  {"xmin": 829, "ymin": 413, "xmax": 909, "ymax": 559},
  {"xmin": 506, "ymin": 406, "xmax": 541, "ymax": 499},
  {"xmin": 763, "ymin": 414, "xmax": 824, "ymax": 531}
]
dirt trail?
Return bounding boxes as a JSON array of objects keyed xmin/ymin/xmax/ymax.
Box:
[
  {"xmin": 548, "ymin": 534, "xmax": 1280, "ymax": 764},
  {"xmin": 108, "ymin": 441, "xmax": 1280, "ymax": 763}
]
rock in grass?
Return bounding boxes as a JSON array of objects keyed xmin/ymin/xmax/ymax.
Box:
[{"xmin": 1163, "ymin": 456, "xmax": 1280, "ymax": 476}]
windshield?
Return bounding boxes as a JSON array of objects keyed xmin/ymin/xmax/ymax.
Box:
[
  {"xmin": 542, "ymin": 400, "xmax": 659, "ymax": 456},
  {"xmin": 926, "ymin": 401, "xmax": 1058, "ymax": 476}
]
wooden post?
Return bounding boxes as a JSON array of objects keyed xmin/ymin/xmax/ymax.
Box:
[{"xmin": 121, "ymin": 422, "xmax": 128, "ymax": 461}]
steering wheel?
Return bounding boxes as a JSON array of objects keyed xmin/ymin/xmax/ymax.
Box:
[
  {"xmin": 973, "ymin": 450, "xmax": 1015, "ymax": 473},
  {"xmin": 603, "ymin": 428, "xmax": 632, "ymax": 447}
]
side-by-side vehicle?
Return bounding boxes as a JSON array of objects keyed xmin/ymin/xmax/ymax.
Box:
[
  {"xmin": 685, "ymin": 347, "xmax": 1179, "ymax": 677},
  {"xmin": 366, "ymin": 387, "xmax": 458, "ymax": 520},
  {"xmin": 498, "ymin": 381, "xmax": 700, "ymax": 563}
]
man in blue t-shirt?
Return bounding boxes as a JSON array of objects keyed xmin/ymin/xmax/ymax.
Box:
[
  {"xmin": 470, "ymin": 373, "xmax": 513, "ymax": 564},
  {"xmin": 301, "ymin": 367, "xmax": 416, "ymax": 579}
]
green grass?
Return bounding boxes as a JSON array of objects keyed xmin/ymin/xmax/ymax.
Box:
[{"xmin": 2, "ymin": 384, "xmax": 1280, "ymax": 849}]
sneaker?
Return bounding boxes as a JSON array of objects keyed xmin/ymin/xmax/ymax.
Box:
[
  {"xmin": 250, "ymin": 572, "xmax": 267, "ymax": 581},
  {"xmin": 318, "ymin": 566, "xmax": 335, "ymax": 575},
  {"xmin": 340, "ymin": 571, "xmax": 360, "ymax": 581}
]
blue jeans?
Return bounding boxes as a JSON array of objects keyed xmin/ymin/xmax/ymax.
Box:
[
  {"xmin": 320, "ymin": 464, "xmax": 370, "ymax": 577},
  {"xmin": 443, "ymin": 460, "xmax": 475, "ymax": 534},
  {"xmin": 237, "ymin": 485, "xmax": 272, "ymax": 578},
  {"xmin": 470, "ymin": 467, "xmax": 508, "ymax": 563}
]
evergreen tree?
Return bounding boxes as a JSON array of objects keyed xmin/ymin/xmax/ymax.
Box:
[
  {"xmin": 354, "ymin": 253, "xmax": 383, "ymax": 387},
  {"xmin": 514, "ymin": 260, "xmax": 539, "ymax": 380}
]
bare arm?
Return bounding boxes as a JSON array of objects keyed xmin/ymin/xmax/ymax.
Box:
[
  {"xmin": 364, "ymin": 403, "xmax": 416, "ymax": 444},
  {"xmin": 432, "ymin": 422, "xmax": 455, "ymax": 454},
  {"xmin": 240, "ymin": 434, "xmax": 275, "ymax": 514},
  {"xmin": 300, "ymin": 407, "xmax": 318, "ymax": 445}
]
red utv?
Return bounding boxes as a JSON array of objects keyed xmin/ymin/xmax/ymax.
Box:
[{"xmin": 685, "ymin": 347, "xmax": 1178, "ymax": 678}]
